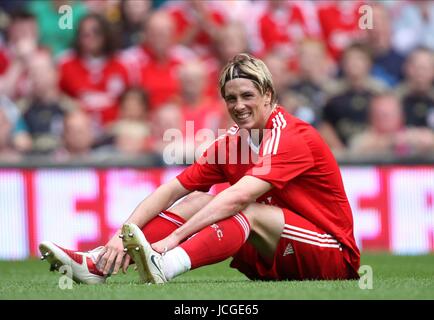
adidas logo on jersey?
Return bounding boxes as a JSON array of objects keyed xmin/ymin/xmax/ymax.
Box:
[{"xmin": 283, "ymin": 243, "xmax": 294, "ymax": 256}]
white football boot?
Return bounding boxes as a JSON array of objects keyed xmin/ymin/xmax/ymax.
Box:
[
  {"xmin": 121, "ymin": 223, "xmax": 167, "ymax": 284},
  {"xmin": 39, "ymin": 241, "xmax": 107, "ymax": 284}
]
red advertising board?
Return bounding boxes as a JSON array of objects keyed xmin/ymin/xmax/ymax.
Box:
[{"xmin": 0, "ymin": 166, "xmax": 433, "ymax": 259}]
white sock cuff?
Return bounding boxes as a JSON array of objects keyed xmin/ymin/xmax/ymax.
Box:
[
  {"xmin": 162, "ymin": 247, "xmax": 191, "ymax": 280},
  {"xmin": 234, "ymin": 213, "xmax": 250, "ymax": 242},
  {"xmin": 158, "ymin": 212, "xmax": 184, "ymax": 227}
]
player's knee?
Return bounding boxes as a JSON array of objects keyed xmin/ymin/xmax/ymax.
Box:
[
  {"xmin": 169, "ymin": 191, "xmax": 213, "ymax": 220},
  {"xmin": 183, "ymin": 191, "xmax": 209, "ymax": 204},
  {"xmin": 240, "ymin": 204, "xmax": 259, "ymax": 231}
]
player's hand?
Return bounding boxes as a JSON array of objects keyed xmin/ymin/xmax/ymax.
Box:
[
  {"xmin": 151, "ymin": 233, "xmax": 180, "ymax": 254},
  {"xmin": 96, "ymin": 231, "xmax": 130, "ymax": 275}
]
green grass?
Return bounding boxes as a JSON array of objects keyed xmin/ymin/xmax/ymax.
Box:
[{"xmin": 0, "ymin": 252, "xmax": 433, "ymax": 300}]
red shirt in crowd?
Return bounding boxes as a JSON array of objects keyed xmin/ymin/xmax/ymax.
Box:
[
  {"xmin": 317, "ymin": 0, "xmax": 367, "ymax": 60},
  {"xmin": 165, "ymin": 1, "xmax": 227, "ymax": 56},
  {"xmin": 178, "ymin": 96, "xmax": 226, "ymax": 136},
  {"xmin": 177, "ymin": 106, "xmax": 360, "ymax": 276},
  {"xmin": 58, "ymin": 52, "xmax": 130, "ymax": 126},
  {"xmin": 258, "ymin": 1, "xmax": 319, "ymax": 56},
  {"xmin": 121, "ymin": 45, "xmax": 185, "ymax": 111},
  {"xmin": 0, "ymin": 48, "xmax": 9, "ymax": 75}
]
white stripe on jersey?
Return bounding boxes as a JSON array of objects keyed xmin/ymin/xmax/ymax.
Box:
[{"xmin": 262, "ymin": 112, "xmax": 286, "ymax": 156}]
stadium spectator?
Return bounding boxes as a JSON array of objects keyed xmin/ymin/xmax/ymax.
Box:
[
  {"xmin": 256, "ymin": 0, "xmax": 320, "ymax": 59},
  {"xmin": 316, "ymin": 0, "xmax": 367, "ymax": 61},
  {"xmin": 349, "ymin": 93, "xmax": 434, "ymax": 157},
  {"xmin": 365, "ymin": 3, "xmax": 405, "ymax": 87},
  {"xmin": 214, "ymin": 21, "xmax": 250, "ymax": 74},
  {"xmin": 118, "ymin": 87, "xmax": 149, "ymax": 123},
  {"xmin": 0, "ymin": 107, "xmax": 21, "ymax": 162},
  {"xmin": 285, "ymin": 38, "xmax": 334, "ymax": 126},
  {"xmin": 116, "ymin": 0, "xmax": 151, "ymax": 49},
  {"xmin": 121, "ymin": 10, "xmax": 191, "ymax": 110},
  {"xmin": 39, "ymin": 53, "xmax": 360, "ymax": 284},
  {"xmin": 395, "ymin": 47, "xmax": 434, "ymax": 130},
  {"xmin": 0, "ymin": 94, "xmax": 31, "ymax": 154},
  {"xmin": 54, "ymin": 109, "xmax": 96, "ymax": 161},
  {"xmin": 279, "ymin": 90, "xmax": 317, "ymax": 126},
  {"xmin": 150, "ymin": 102, "xmax": 184, "ymax": 163},
  {"xmin": 262, "ymin": 51, "xmax": 293, "ymax": 99},
  {"xmin": 176, "ymin": 60, "xmax": 225, "ymax": 135},
  {"xmin": 176, "ymin": 60, "xmax": 228, "ymax": 162},
  {"xmin": 211, "ymin": 0, "xmax": 262, "ymax": 32},
  {"xmin": 163, "ymin": 0, "xmax": 226, "ymax": 57},
  {"xmin": 83, "ymin": 0, "xmax": 121, "ymax": 24},
  {"xmin": 112, "ymin": 120, "xmax": 151, "ymax": 157},
  {"xmin": 0, "ymin": 9, "xmax": 44, "ymax": 100},
  {"xmin": 0, "ymin": 0, "xmax": 28, "ymax": 15},
  {"xmin": 58, "ymin": 13, "xmax": 129, "ymax": 129},
  {"xmin": 151, "ymin": 59, "xmax": 229, "ymax": 164},
  {"xmin": 392, "ymin": 0, "xmax": 434, "ymax": 55},
  {"xmin": 27, "ymin": 0, "xmax": 88, "ymax": 57},
  {"xmin": 95, "ymin": 87, "xmax": 152, "ymax": 154},
  {"xmin": 19, "ymin": 51, "xmax": 77, "ymax": 154},
  {"xmin": 319, "ymin": 42, "xmax": 388, "ymax": 154},
  {"xmin": 206, "ymin": 21, "xmax": 250, "ymax": 98}
]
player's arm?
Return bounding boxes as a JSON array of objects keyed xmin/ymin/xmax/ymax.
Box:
[
  {"xmin": 123, "ymin": 178, "xmax": 190, "ymax": 228},
  {"xmin": 97, "ymin": 178, "xmax": 191, "ymax": 275},
  {"xmin": 152, "ymin": 175, "xmax": 272, "ymax": 252}
]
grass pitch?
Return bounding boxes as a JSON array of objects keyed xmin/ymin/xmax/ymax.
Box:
[{"xmin": 0, "ymin": 252, "xmax": 433, "ymax": 300}]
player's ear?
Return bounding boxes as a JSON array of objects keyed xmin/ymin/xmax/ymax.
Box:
[{"xmin": 264, "ymin": 90, "xmax": 272, "ymax": 106}]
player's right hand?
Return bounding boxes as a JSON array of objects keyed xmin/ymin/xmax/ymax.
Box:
[{"xmin": 96, "ymin": 231, "xmax": 131, "ymax": 276}]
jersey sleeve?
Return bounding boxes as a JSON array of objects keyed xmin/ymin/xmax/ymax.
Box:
[
  {"xmin": 176, "ymin": 139, "xmax": 227, "ymax": 192},
  {"xmin": 245, "ymin": 129, "xmax": 314, "ymax": 189}
]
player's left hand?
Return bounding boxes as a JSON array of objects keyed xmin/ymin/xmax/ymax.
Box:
[
  {"xmin": 96, "ymin": 231, "xmax": 128, "ymax": 275},
  {"xmin": 152, "ymin": 233, "xmax": 180, "ymax": 254}
]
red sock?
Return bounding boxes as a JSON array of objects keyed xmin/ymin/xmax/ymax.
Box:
[
  {"xmin": 141, "ymin": 210, "xmax": 186, "ymax": 243},
  {"xmin": 179, "ymin": 212, "xmax": 250, "ymax": 269}
]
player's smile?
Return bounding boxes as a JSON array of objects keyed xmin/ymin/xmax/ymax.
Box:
[{"xmin": 234, "ymin": 111, "xmax": 251, "ymax": 121}]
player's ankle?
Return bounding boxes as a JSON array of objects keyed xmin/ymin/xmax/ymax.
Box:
[{"xmin": 161, "ymin": 247, "xmax": 191, "ymax": 280}]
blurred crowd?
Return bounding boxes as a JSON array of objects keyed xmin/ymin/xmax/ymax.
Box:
[{"xmin": 0, "ymin": 0, "xmax": 434, "ymax": 164}]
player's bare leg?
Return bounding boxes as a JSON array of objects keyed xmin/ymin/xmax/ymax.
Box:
[
  {"xmin": 169, "ymin": 191, "xmax": 214, "ymax": 221},
  {"xmin": 241, "ymin": 203, "xmax": 285, "ymax": 265}
]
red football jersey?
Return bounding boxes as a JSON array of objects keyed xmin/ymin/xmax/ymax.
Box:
[
  {"xmin": 121, "ymin": 45, "xmax": 183, "ymax": 111},
  {"xmin": 317, "ymin": 0, "xmax": 367, "ymax": 60},
  {"xmin": 58, "ymin": 52, "xmax": 130, "ymax": 126},
  {"xmin": 258, "ymin": 2, "xmax": 319, "ymax": 56},
  {"xmin": 165, "ymin": 1, "xmax": 226, "ymax": 56},
  {"xmin": 179, "ymin": 96, "xmax": 225, "ymax": 135},
  {"xmin": 0, "ymin": 48, "xmax": 9, "ymax": 75},
  {"xmin": 177, "ymin": 106, "xmax": 360, "ymax": 274},
  {"xmin": 139, "ymin": 55, "xmax": 181, "ymax": 111}
]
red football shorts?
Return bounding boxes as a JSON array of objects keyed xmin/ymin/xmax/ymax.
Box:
[{"xmin": 230, "ymin": 208, "xmax": 358, "ymax": 280}]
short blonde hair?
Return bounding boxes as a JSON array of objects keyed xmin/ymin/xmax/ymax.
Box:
[{"xmin": 219, "ymin": 53, "xmax": 277, "ymax": 104}]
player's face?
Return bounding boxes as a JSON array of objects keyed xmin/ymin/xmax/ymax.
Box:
[{"xmin": 224, "ymin": 78, "xmax": 272, "ymax": 131}]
